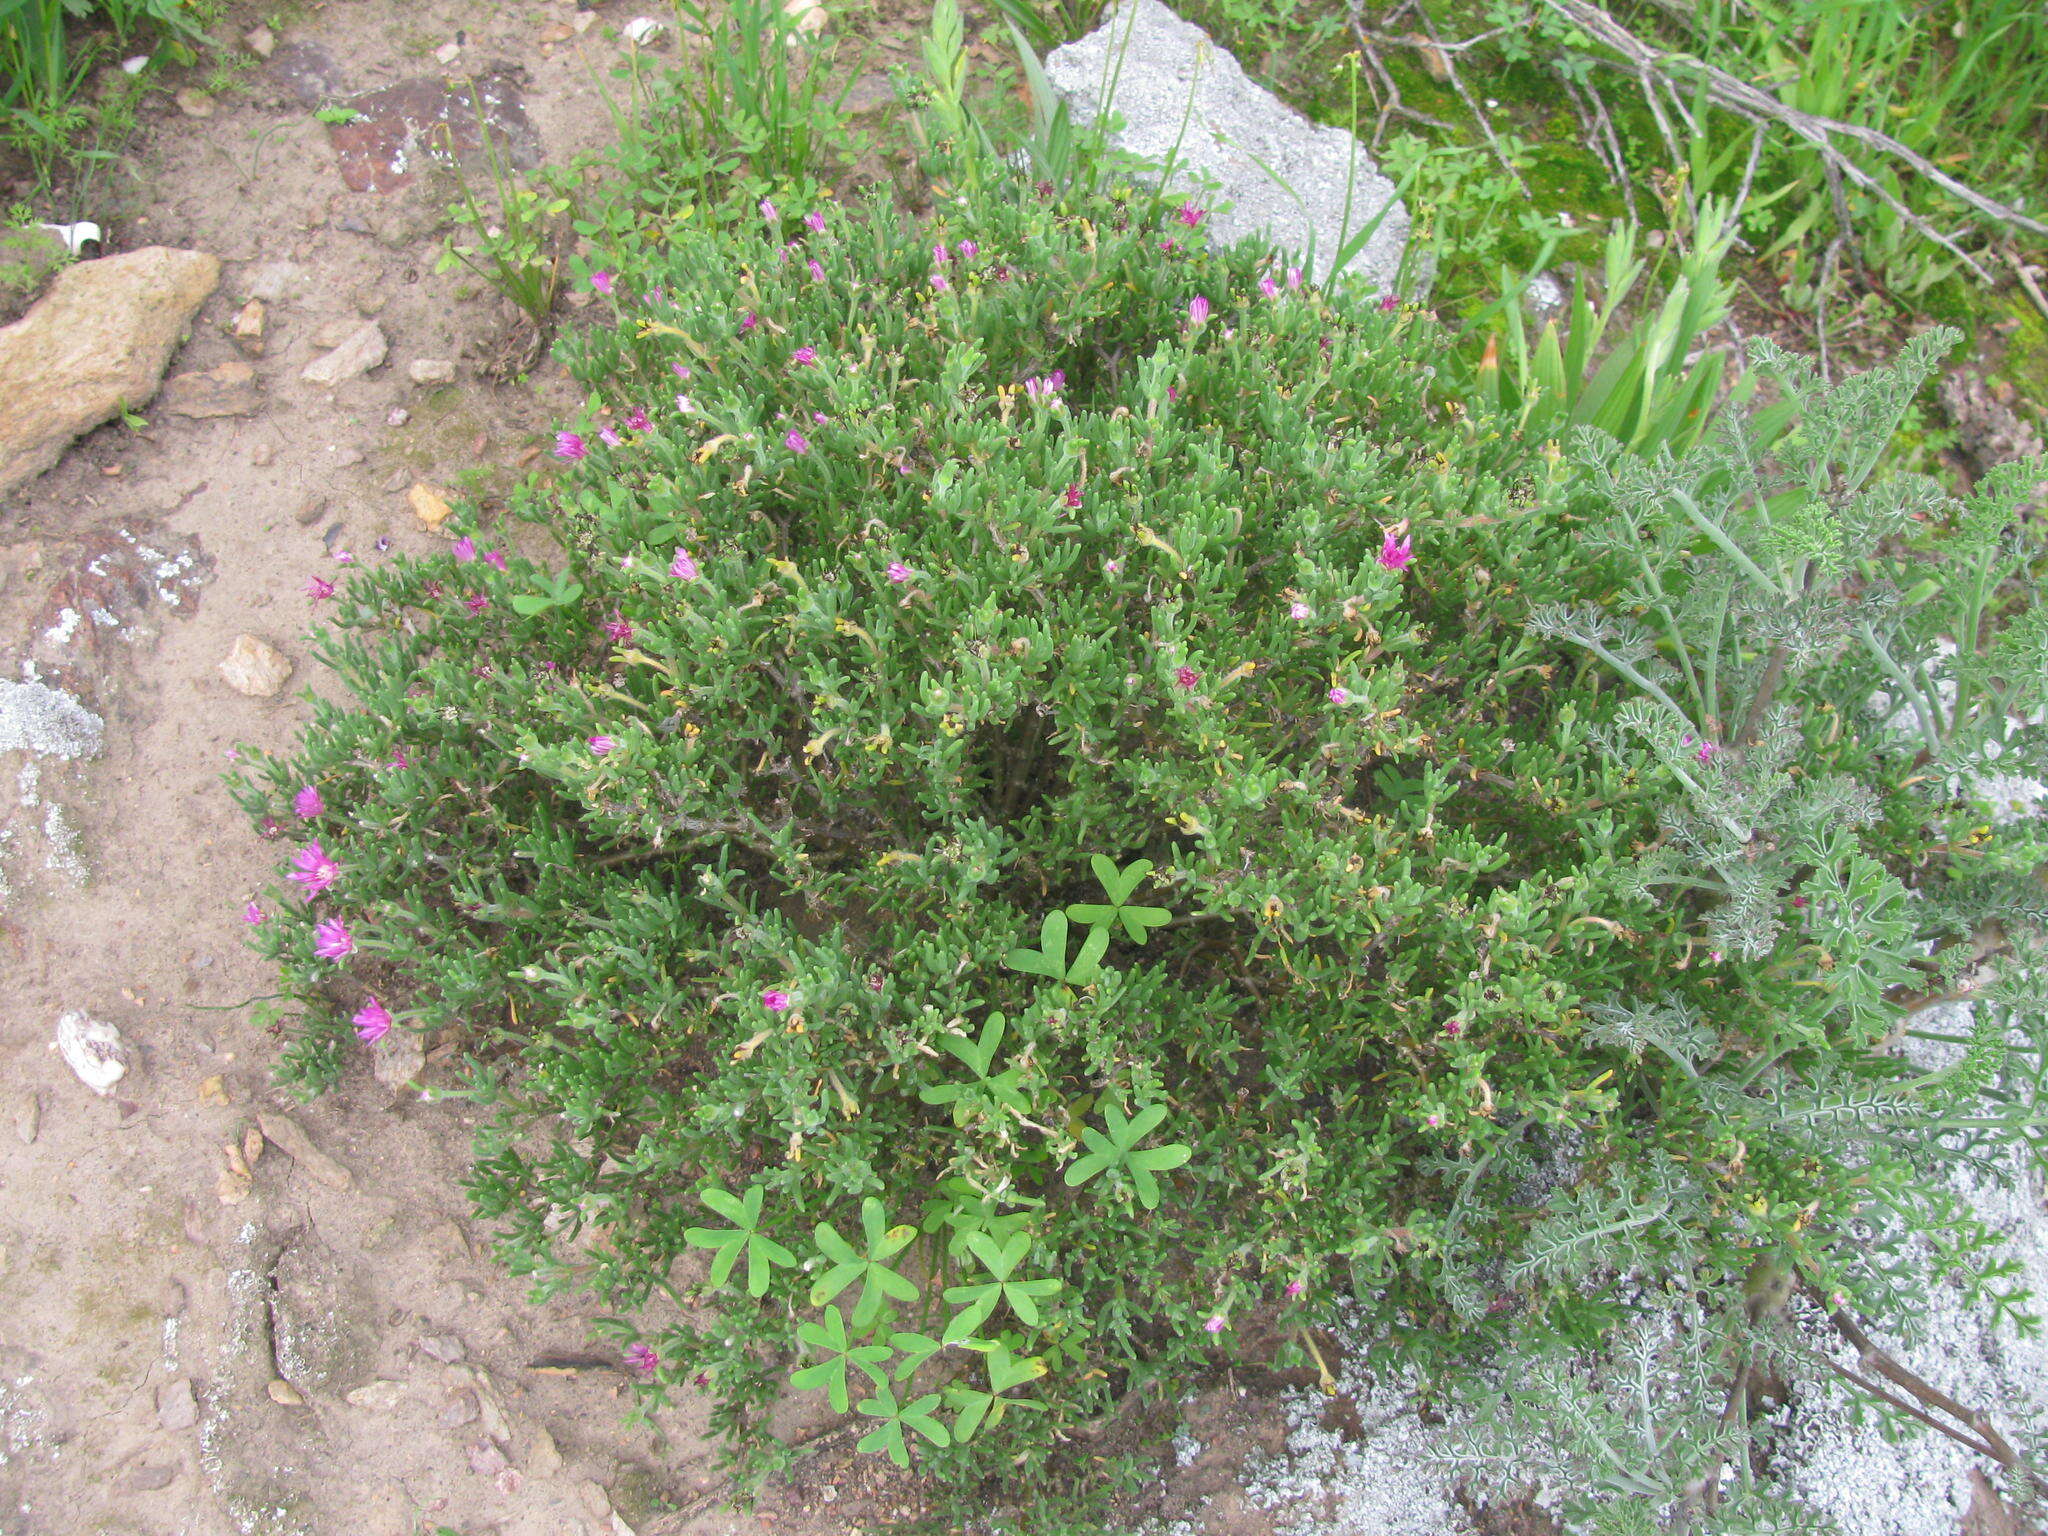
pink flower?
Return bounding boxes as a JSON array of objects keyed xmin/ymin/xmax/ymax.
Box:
[
  {"xmin": 1203, "ymin": 1314, "xmax": 1226, "ymax": 1334},
  {"xmin": 1175, "ymin": 666, "xmax": 1199, "ymax": 691},
  {"xmin": 483, "ymin": 549, "xmax": 508, "ymax": 571},
  {"xmin": 1708, "ymin": 950, "xmax": 1724, "ymax": 963},
  {"xmin": 260, "ymin": 816, "xmax": 282, "ymax": 839},
  {"xmin": 761, "ymin": 988, "xmax": 793, "ymax": 1013},
  {"xmin": 243, "ymin": 901, "xmax": 266, "ymax": 925},
  {"xmin": 740, "ymin": 311, "xmax": 759, "ymax": 332},
  {"xmin": 672, "ymin": 361, "xmax": 693, "ymax": 379},
  {"xmin": 1444, "ymin": 1019, "xmax": 1463, "ymax": 1037},
  {"xmin": 1063, "ymin": 483, "xmax": 1083, "ymax": 509},
  {"xmin": 625, "ymin": 1343, "xmax": 660, "ymax": 1379},
  {"xmin": 1791, "ymin": 895, "xmax": 1808, "ymax": 910},
  {"xmin": 931, "ymin": 272, "xmax": 949, "ymax": 292},
  {"xmin": 1425, "ymin": 1113, "xmax": 1443, "ymax": 1128},
  {"xmin": 293, "ymin": 785, "xmax": 324, "ymax": 819},
  {"xmin": 604, "ymin": 612, "xmax": 634, "ymax": 643},
  {"xmin": 1696, "ymin": 742, "xmax": 1721, "ymax": 763},
  {"xmin": 759, "ymin": 198, "xmax": 778, "ymax": 222},
  {"xmin": 1287, "ymin": 267, "xmax": 1303, "ymax": 290},
  {"xmin": 785, "ymin": 429, "xmax": 810, "ymax": 454},
  {"xmin": 624, "ymin": 407, "xmax": 651, "ymax": 431},
  {"xmin": 886, "ymin": 561, "xmax": 912, "ymax": 584},
  {"xmin": 1378, "ymin": 292, "xmax": 1399, "ymax": 313},
  {"xmin": 1259, "ymin": 275, "xmax": 1279, "ymax": 299},
  {"xmin": 332, "ymin": 548, "xmax": 355, "ymax": 564},
  {"xmin": 1377, "ymin": 531, "xmax": 1413, "ymax": 572},
  {"xmin": 1328, "ymin": 687, "xmax": 1349, "ymax": 705},
  {"xmin": 1187, "ymin": 295, "xmax": 1210, "ymax": 326},
  {"xmin": 555, "ymin": 431, "xmax": 587, "ymax": 461},
  {"xmin": 306, "ymin": 575, "xmax": 336, "ymax": 601},
  {"xmin": 599, "ymin": 426, "xmax": 622, "ymax": 448},
  {"xmin": 675, "ymin": 393, "xmax": 696, "ymax": 414},
  {"xmin": 388, "ymin": 748, "xmax": 409, "ymax": 769},
  {"xmin": 933, "ymin": 242, "xmax": 950, "ymax": 263},
  {"xmin": 670, "ymin": 547, "xmax": 700, "ymax": 581},
  {"xmin": 808, "ymin": 259, "xmax": 826, "ymax": 282},
  {"xmin": 812, "ymin": 411, "xmax": 828, "ymax": 424},
  {"xmin": 804, "ymin": 210, "xmax": 826, "ymax": 233},
  {"xmin": 1284, "ymin": 1279, "xmax": 1306, "ymax": 1298},
  {"xmin": 589, "ymin": 735, "xmax": 615, "ymax": 756},
  {"xmin": 452, "ymin": 536, "xmax": 477, "ymax": 563},
  {"xmin": 353, "ymin": 997, "xmax": 392, "ymax": 1043},
  {"xmin": 312, "ymin": 917, "xmax": 355, "ymax": 960},
  {"xmin": 1290, "ymin": 601, "xmax": 1312, "ymax": 620},
  {"xmin": 1160, "ymin": 239, "xmax": 1179, "ymax": 255},
  {"xmin": 590, "ymin": 269, "xmax": 614, "ymax": 295},
  {"xmin": 958, "ymin": 239, "xmax": 978, "ymax": 260},
  {"xmin": 465, "ymin": 593, "xmax": 489, "ymax": 615},
  {"xmin": 791, "ymin": 345, "xmax": 818, "ymax": 366},
  {"xmin": 288, "ymin": 840, "xmax": 339, "ymax": 898}
]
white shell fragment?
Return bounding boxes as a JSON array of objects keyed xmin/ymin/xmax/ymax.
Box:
[{"xmin": 56, "ymin": 1011, "xmax": 129, "ymax": 1095}]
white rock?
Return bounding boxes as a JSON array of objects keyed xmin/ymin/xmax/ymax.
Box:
[
  {"xmin": 56, "ymin": 1012, "xmax": 128, "ymax": 1095},
  {"xmin": 219, "ymin": 634, "xmax": 293, "ymax": 697},
  {"xmin": 301, "ymin": 320, "xmax": 387, "ymax": 386},
  {"xmin": 407, "ymin": 357, "xmax": 457, "ymax": 385},
  {"xmin": 435, "ymin": 40, "xmax": 462, "ymax": 65},
  {"xmin": 623, "ymin": 16, "xmax": 666, "ymax": 43}
]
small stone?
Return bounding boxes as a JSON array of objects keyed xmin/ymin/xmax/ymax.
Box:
[
  {"xmin": 302, "ymin": 321, "xmax": 387, "ymax": 386},
  {"xmin": 216, "ymin": 1163, "xmax": 252, "ymax": 1205},
  {"xmin": 475, "ymin": 1385, "xmax": 511, "ymax": 1446},
  {"xmin": 123, "ymin": 1463, "xmax": 178, "ymax": 1492},
  {"xmin": 244, "ymin": 262, "xmax": 306, "ymax": 305},
  {"xmin": 538, "ymin": 21, "xmax": 573, "ymax": 42},
  {"xmin": 352, "ymin": 285, "xmax": 388, "ymax": 317},
  {"xmin": 160, "ymin": 359, "xmax": 262, "ymax": 418},
  {"xmin": 441, "ymin": 1391, "xmax": 479, "ymax": 1427},
  {"xmin": 175, "ymin": 88, "xmax": 214, "ymax": 118},
  {"xmin": 417, "ymin": 1334, "xmax": 465, "ymax": 1364},
  {"xmin": 249, "ymin": 442, "xmax": 273, "ymax": 465},
  {"xmin": 219, "ymin": 634, "xmax": 293, "ymax": 698},
  {"xmin": 295, "ymin": 494, "xmax": 327, "ymax": 526},
  {"xmin": 310, "ymin": 318, "xmax": 358, "ymax": 348},
  {"xmin": 526, "ymin": 1423, "xmax": 563, "ymax": 1477},
  {"xmin": 572, "ymin": 9, "xmax": 597, "ymax": 31},
  {"xmin": 267, "ymin": 1378, "xmax": 304, "ymax": 1406},
  {"xmin": 13, "ymin": 1090, "xmax": 38, "ymax": 1144},
  {"xmin": 196, "ymin": 1073, "xmax": 230, "ymax": 1105},
  {"xmin": 435, "ymin": 41, "xmax": 462, "ymax": 65},
  {"xmin": 244, "ymin": 23, "xmax": 275, "ymax": 57},
  {"xmin": 243, "ymin": 1125, "xmax": 265, "ymax": 1168},
  {"xmin": 231, "ymin": 298, "xmax": 265, "ymax": 339},
  {"xmin": 406, "ymin": 357, "xmax": 456, "ymax": 386},
  {"xmin": 467, "ymin": 1438, "xmax": 511, "ymax": 1477},
  {"xmin": 371, "ymin": 1028, "xmax": 425, "ymax": 1091},
  {"xmin": 157, "ymin": 1377, "xmax": 199, "ymax": 1431},
  {"xmin": 345, "ymin": 1380, "xmax": 405, "ymax": 1410},
  {"xmin": 408, "ymin": 482, "xmax": 453, "ymax": 528},
  {"xmin": 577, "ymin": 1482, "xmax": 613, "ymax": 1521},
  {"xmin": 386, "ymin": 407, "xmax": 410, "ymax": 427},
  {"xmin": 257, "ymin": 1110, "xmax": 354, "ymax": 1191},
  {"xmin": 56, "ymin": 1012, "xmax": 128, "ymax": 1095}
]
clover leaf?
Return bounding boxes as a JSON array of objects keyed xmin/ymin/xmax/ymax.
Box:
[
  {"xmin": 1063, "ymin": 1100, "xmax": 1192, "ymax": 1210},
  {"xmin": 918, "ymin": 1012, "xmax": 1031, "ymax": 1121},
  {"xmin": 1003, "ymin": 909, "xmax": 1109, "ymax": 985},
  {"xmin": 855, "ymin": 1385, "xmax": 952, "ymax": 1468},
  {"xmin": 1065, "ymin": 854, "xmax": 1173, "ymax": 944},
  {"xmin": 941, "ymin": 1228, "xmax": 1062, "ymax": 1344},
  {"xmin": 684, "ymin": 1183, "xmax": 797, "ymax": 1296},
  {"xmin": 810, "ymin": 1197, "xmax": 920, "ymax": 1328},
  {"xmin": 791, "ymin": 1305, "xmax": 892, "ymax": 1413}
]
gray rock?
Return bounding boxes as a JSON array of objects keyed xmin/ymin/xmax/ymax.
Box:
[
  {"xmin": 406, "ymin": 356, "xmax": 456, "ymax": 386},
  {"xmin": 0, "ymin": 680, "xmax": 102, "ymax": 759},
  {"xmin": 269, "ymin": 1235, "xmax": 377, "ymax": 1393},
  {"xmin": 161, "ymin": 359, "xmax": 262, "ymax": 418},
  {"xmin": 302, "ymin": 320, "xmax": 386, "ymax": 386},
  {"xmin": 1044, "ymin": 0, "xmax": 1407, "ymax": 291},
  {"xmin": 157, "ymin": 1376, "xmax": 198, "ymax": 1431},
  {"xmin": 244, "ymin": 262, "xmax": 306, "ymax": 305}
]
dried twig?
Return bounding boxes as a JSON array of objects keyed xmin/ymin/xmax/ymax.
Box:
[
  {"xmin": 1347, "ymin": 0, "xmax": 1457, "ymax": 146},
  {"xmin": 1409, "ymin": 1, "xmax": 1531, "ymax": 197},
  {"xmin": 1539, "ymin": 0, "xmax": 2048, "ymax": 281},
  {"xmin": 1560, "ymin": 73, "xmax": 1639, "ymax": 226}
]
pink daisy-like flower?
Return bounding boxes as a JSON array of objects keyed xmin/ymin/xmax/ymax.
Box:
[
  {"xmin": 670, "ymin": 547, "xmax": 700, "ymax": 581},
  {"xmin": 589, "ymin": 735, "xmax": 615, "ymax": 756},
  {"xmin": 288, "ymin": 840, "xmax": 339, "ymax": 898},
  {"xmin": 312, "ymin": 917, "xmax": 355, "ymax": 960},
  {"xmin": 958, "ymin": 239, "xmax": 978, "ymax": 260},
  {"xmin": 672, "ymin": 361, "xmax": 693, "ymax": 380},
  {"xmin": 1696, "ymin": 742, "xmax": 1721, "ymax": 763},
  {"xmin": 785, "ymin": 429, "xmax": 810, "ymax": 454},
  {"xmin": 1284, "ymin": 1279, "xmax": 1306, "ymax": 1299},
  {"xmin": 590, "ymin": 269, "xmax": 615, "ymax": 295},
  {"xmin": 1175, "ymin": 666, "xmax": 1199, "ymax": 691},
  {"xmin": 1160, "ymin": 239, "xmax": 1179, "ymax": 256},
  {"xmin": 1187, "ymin": 295, "xmax": 1210, "ymax": 326},
  {"xmin": 791, "ymin": 345, "xmax": 818, "ymax": 366},
  {"xmin": 1444, "ymin": 1019, "xmax": 1463, "ymax": 1037},
  {"xmin": 1063, "ymin": 483, "xmax": 1083, "ymax": 509},
  {"xmin": 599, "ymin": 426, "xmax": 622, "ymax": 448},
  {"xmin": 1287, "ymin": 266, "xmax": 1303, "ymax": 290},
  {"xmin": 422, "ymin": 579, "xmax": 444, "ymax": 599},
  {"xmin": 554, "ymin": 431, "xmax": 587, "ymax": 461},
  {"xmin": 1791, "ymin": 895, "xmax": 1808, "ymax": 910},
  {"xmin": 332, "ymin": 549, "xmax": 355, "ymax": 564},
  {"xmin": 1328, "ymin": 687, "xmax": 1349, "ymax": 705},
  {"xmin": 1290, "ymin": 601, "xmax": 1312, "ymax": 620},
  {"xmin": 1378, "ymin": 531, "xmax": 1414, "ymax": 572},
  {"xmin": 1425, "ymin": 1113, "xmax": 1443, "ymax": 1128},
  {"xmin": 804, "ymin": 210, "xmax": 826, "ymax": 233},
  {"xmin": 260, "ymin": 816, "xmax": 282, "ymax": 839},
  {"xmin": 1378, "ymin": 292, "xmax": 1399, "ymax": 312},
  {"xmin": 603, "ymin": 612, "xmax": 634, "ymax": 643},
  {"xmin": 808, "ymin": 258, "xmax": 826, "ymax": 282},
  {"xmin": 483, "ymin": 549, "xmax": 508, "ymax": 571},
  {"xmin": 933, "ymin": 242, "xmax": 950, "ymax": 263},
  {"xmin": 624, "ymin": 407, "xmax": 651, "ymax": 431},
  {"xmin": 886, "ymin": 561, "xmax": 912, "ymax": 584},
  {"xmin": 243, "ymin": 900, "xmax": 266, "ymax": 925},
  {"xmin": 761, "ymin": 988, "xmax": 793, "ymax": 1013},
  {"xmin": 388, "ymin": 748, "xmax": 410, "ymax": 769},
  {"xmin": 465, "ymin": 593, "xmax": 489, "ymax": 615},
  {"xmin": 675, "ymin": 393, "xmax": 697, "ymax": 414},
  {"xmin": 741, "ymin": 310, "xmax": 759, "ymax": 332},
  {"xmin": 452, "ymin": 536, "xmax": 477, "ymax": 563},
  {"xmin": 1259, "ymin": 275, "xmax": 1279, "ymax": 299},
  {"xmin": 931, "ymin": 272, "xmax": 950, "ymax": 292},
  {"xmin": 625, "ymin": 1343, "xmax": 660, "ymax": 1379},
  {"xmin": 353, "ymin": 997, "xmax": 392, "ymax": 1043},
  {"xmin": 306, "ymin": 575, "xmax": 336, "ymax": 601},
  {"xmin": 1203, "ymin": 1314, "xmax": 1227, "ymax": 1335},
  {"xmin": 759, "ymin": 197, "xmax": 778, "ymax": 222},
  {"xmin": 293, "ymin": 785, "xmax": 324, "ymax": 819},
  {"xmin": 1177, "ymin": 202, "xmax": 1205, "ymax": 228}
]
